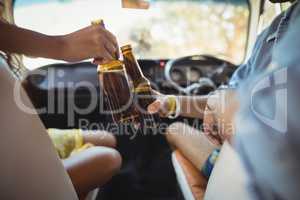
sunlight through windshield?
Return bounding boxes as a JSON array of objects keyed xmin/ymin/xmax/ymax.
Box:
[{"xmin": 15, "ymin": 0, "xmax": 249, "ymax": 69}]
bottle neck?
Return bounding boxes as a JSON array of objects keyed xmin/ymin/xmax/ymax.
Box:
[{"xmin": 122, "ymin": 51, "xmax": 149, "ymax": 87}]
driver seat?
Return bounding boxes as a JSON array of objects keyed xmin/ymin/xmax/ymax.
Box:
[{"xmin": 0, "ymin": 57, "xmax": 78, "ymax": 200}]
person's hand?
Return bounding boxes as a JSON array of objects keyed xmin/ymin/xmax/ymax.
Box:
[
  {"xmin": 61, "ymin": 25, "xmax": 119, "ymax": 64},
  {"xmin": 203, "ymin": 92, "xmax": 222, "ymax": 145},
  {"xmin": 203, "ymin": 89, "xmax": 239, "ymax": 145},
  {"xmin": 147, "ymin": 92, "xmax": 177, "ymax": 117}
]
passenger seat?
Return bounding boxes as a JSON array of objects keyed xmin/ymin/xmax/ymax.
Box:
[
  {"xmin": 0, "ymin": 57, "xmax": 78, "ymax": 200},
  {"xmin": 172, "ymin": 142, "xmax": 252, "ymax": 200}
]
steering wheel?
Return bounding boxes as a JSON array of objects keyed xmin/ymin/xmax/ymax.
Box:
[{"xmin": 164, "ymin": 55, "xmax": 236, "ymax": 95}]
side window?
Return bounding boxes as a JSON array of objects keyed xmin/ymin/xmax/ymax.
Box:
[
  {"xmin": 280, "ymin": 2, "xmax": 292, "ymax": 11},
  {"xmin": 258, "ymin": 1, "xmax": 278, "ymax": 34},
  {"xmin": 258, "ymin": 1, "xmax": 292, "ymax": 34}
]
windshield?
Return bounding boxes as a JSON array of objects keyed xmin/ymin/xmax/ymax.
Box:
[{"xmin": 15, "ymin": 0, "xmax": 249, "ymax": 69}]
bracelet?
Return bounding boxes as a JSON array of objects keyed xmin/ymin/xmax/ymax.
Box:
[
  {"xmin": 201, "ymin": 149, "xmax": 220, "ymax": 179},
  {"xmin": 74, "ymin": 129, "xmax": 84, "ymax": 149},
  {"xmin": 206, "ymin": 91, "xmax": 216, "ymax": 111},
  {"xmin": 167, "ymin": 95, "xmax": 180, "ymax": 119}
]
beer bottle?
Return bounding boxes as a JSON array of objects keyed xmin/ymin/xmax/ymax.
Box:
[
  {"xmin": 98, "ymin": 60, "xmax": 139, "ymax": 124},
  {"xmin": 121, "ymin": 45, "xmax": 159, "ymax": 127},
  {"xmin": 121, "ymin": 45, "xmax": 165, "ymax": 171},
  {"xmin": 121, "ymin": 45, "xmax": 149, "ymax": 86},
  {"xmin": 92, "ymin": 20, "xmax": 138, "ymax": 124}
]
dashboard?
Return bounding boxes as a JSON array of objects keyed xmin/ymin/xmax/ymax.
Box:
[
  {"xmin": 25, "ymin": 56, "xmax": 237, "ymax": 98},
  {"xmin": 139, "ymin": 56, "xmax": 237, "ymax": 95}
]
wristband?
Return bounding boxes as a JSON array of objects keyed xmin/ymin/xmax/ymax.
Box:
[
  {"xmin": 74, "ymin": 129, "xmax": 84, "ymax": 149},
  {"xmin": 201, "ymin": 149, "xmax": 220, "ymax": 179},
  {"xmin": 167, "ymin": 95, "xmax": 180, "ymax": 119}
]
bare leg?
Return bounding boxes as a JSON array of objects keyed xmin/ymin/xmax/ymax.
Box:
[
  {"xmin": 82, "ymin": 130, "xmax": 117, "ymax": 148},
  {"xmin": 63, "ymin": 147, "xmax": 122, "ymax": 199},
  {"xmin": 166, "ymin": 122, "xmax": 219, "ymax": 170}
]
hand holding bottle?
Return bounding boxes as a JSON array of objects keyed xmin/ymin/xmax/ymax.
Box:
[
  {"xmin": 62, "ymin": 24, "xmax": 119, "ymax": 64},
  {"xmin": 147, "ymin": 92, "xmax": 178, "ymax": 118}
]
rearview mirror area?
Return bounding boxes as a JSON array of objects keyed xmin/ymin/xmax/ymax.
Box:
[{"xmin": 122, "ymin": 0, "xmax": 150, "ymax": 9}]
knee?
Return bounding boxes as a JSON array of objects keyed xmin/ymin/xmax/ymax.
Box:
[
  {"xmin": 166, "ymin": 122, "xmax": 186, "ymax": 147},
  {"xmin": 63, "ymin": 147, "xmax": 122, "ymax": 197},
  {"xmin": 92, "ymin": 147, "xmax": 122, "ymax": 174},
  {"xmin": 105, "ymin": 148, "xmax": 122, "ymax": 174},
  {"xmin": 165, "ymin": 129, "xmax": 175, "ymax": 145}
]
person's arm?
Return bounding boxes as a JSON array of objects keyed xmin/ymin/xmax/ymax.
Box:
[
  {"xmin": 0, "ymin": 21, "xmax": 119, "ymax": 63},
  {"xmin": 176, "ymin": 95, "xmax": 208, "ymax": 118},
  {"xmin": 0, "ymin": 21, "xmax": 65, "ymax": 60}
]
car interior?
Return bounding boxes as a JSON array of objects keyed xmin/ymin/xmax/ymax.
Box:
[{"xmin": 0, "ymin": 0, "xmax": 293, "ymax": 199}]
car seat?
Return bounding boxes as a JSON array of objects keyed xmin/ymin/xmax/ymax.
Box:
[
  {"xmin": 172, "ymin": 142, "xmax": 252, "ymax": 200},
  {"xmin": 0, "ymin": 56, "xmax": 78, "ymax": 200}
]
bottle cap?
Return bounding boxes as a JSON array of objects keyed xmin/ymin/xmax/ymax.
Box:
[
  {"xmin": 91, "ymin": 19, "xmax": 105, "ymax": 27},
  {"xmin": 121, "ymin": 44, "xmax": 132, "ymax": 53}
]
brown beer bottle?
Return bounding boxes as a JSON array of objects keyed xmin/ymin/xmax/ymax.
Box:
[
  {"xmin": 121, "ymin": 45, "xmax": 164, "ymax": 171},
  {"xmin": 121, "ymin": 45, "xmax": 159, "ymax": 127},
  {"xmin": 98, "ymin": 60, "xmax": 139, "ymax": 124}
]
